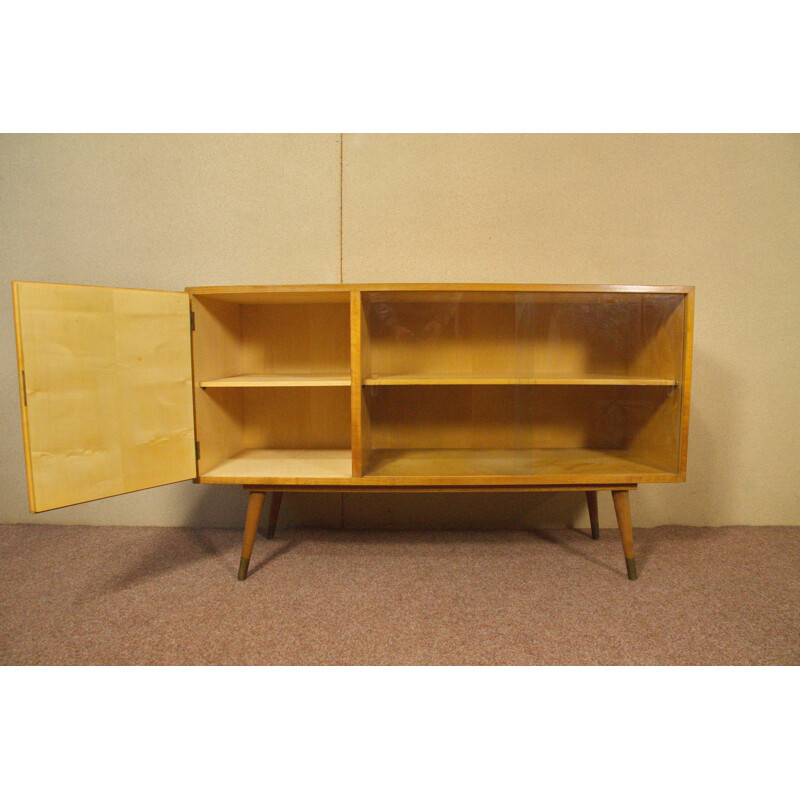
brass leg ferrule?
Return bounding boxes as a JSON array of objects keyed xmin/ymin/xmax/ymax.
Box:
[
  {"xmin": 237, "ymin": 556, "xmax": 250, "ymax": 581},
  {"xmin": 625, "ymin": 557, "xmax": 638, "ymax": 581}
]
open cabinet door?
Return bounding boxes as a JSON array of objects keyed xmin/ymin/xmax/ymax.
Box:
[{"xmin": 13, "ymin": 282, "xmax": 197, "ymax": 512}]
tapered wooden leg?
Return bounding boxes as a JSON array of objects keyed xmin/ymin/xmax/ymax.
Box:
[
  {"xmin": 586, "ymin": 490, "xmax": 600, "ymax": 540},
  {"xmin": 238, "ymin": 491, "xmax": 266, "ymax": 581},
  {"xmin": 611, "ymin": 489, "xmax": 638, "ymax": 580},
  {"xmin": 263, "ymin": 491, "xmax": 283, "ymax": 540}
]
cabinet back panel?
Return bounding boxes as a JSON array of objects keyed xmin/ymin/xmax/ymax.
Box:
[
  {"xmin": 366, "ymin": 384, "xmax": 678, "ymax": 459},
  {"xmin": 241, "ymin": 387, "xmax": 351, "ymax": 449},
  {"xmin": 363, "ymin": 291, "xmax": 686, "ymax": 381},
  {"xmin": 240, "ymin": 303, "xmax": 350, "ymax": 375},
  {"xmin": 364, "ymin": 298, "xmax": 517, "ymax": 377},
  {"xmin": 191, "ymin": 296, "xmax": 244, "ymax": 472}
]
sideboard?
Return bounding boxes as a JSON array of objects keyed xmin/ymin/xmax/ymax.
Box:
[{"xmin": 13, "ymin": 282, "xmax": 694, "ymax": 581}]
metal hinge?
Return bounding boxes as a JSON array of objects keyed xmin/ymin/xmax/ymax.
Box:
[
  {"xmin": 21, "ymin": 370, "xmax": 27, "ymax": 406},
  {"xmin": 190, "ymin": 310, "xmax": 195, "ymax": 332},
  {"xmin": 195, "ymin": 441, "xmax": 200, "ymax": 460}
]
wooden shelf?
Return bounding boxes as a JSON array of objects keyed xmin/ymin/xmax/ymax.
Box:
[
  {"xmin": 362, "ymin": 374, "xmax": 677, "ymax": 387},
  {"xmin": 364, "ymin": 448, "xmax": 670, "ymax": 479},
  {"xmin": 201, "ymin": 448, "xmax": 353, "ymax": 482},
  {"xmin": 189, "ymin": 288, "xmax": 350, "ymax": 304},
  {"xmin": 200, "ymin": 373, "xmax": 351, "ymax": 388},
  {"xmin": 199, "ymin": 447, "xmax": 671, "ymax": 484}
]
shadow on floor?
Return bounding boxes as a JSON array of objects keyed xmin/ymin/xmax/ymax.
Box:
[
  {"xmin": 248, "ymin": 539, "xmax": 300, "ymax": 577},
  {"xmin": 88, "ymin": 523, "xmax": 726, "ymax": 597},
  {"xmin": 93, "ymin": 527, "xmax": 240, "ymax": 597}
]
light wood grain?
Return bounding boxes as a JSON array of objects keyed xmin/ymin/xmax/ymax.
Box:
[
  {"xmin": 350, "ymin": 290, "xmax": 364, "ymax": 476},
  {"xmin": 241, "ymin": 492, "xmax": 266, "ymax": 557},
  {"xmin": 362, "ymin": 295, "xmax": 516, "ymax": 379},
  {"xmin": 240, "ymin": 387, "xmax": 350, "ymax": 451},
  {"xmin": 12, "ymin": 283, "xmax": 36, "ymax": 511},
  {"xmin": 243, "ymin": 483, "xmax": 638, "ymax": 493},
  {"xmin": 187, "ymin": 288, "xmax": 350, "ymax": 304},
  {"xmin": 363, "ymin": 384, "xmax": 675, "ymax": 453},
  {"xmin": 238, "ymin": 490, "xmax": 266, "ymax": 580},
  {"xmin": 198, "ymin": 444, "xmax": 668, "ymax": 486},
  {"xmin": 364, "ymin": 448, "xmax": 666, "ymax": 479},
  {"xmin": 678, "ymin": 287, "xmax": 695, "ymax": 478},
  {"xmin": 188, "ymin": 283, "xmax": 692, "ymax": 296},
  {"xmin": 190, "ymin": 295, "xmax": 244, "ymax": 474},
  {"xmin": 240, "ymin": 302, "xmax": 349, "ymax": 375},
  {"xmin": 361, "ymin": 291, "xmax": 686, "ymax": 385},
  {"xmin": 515, "ymin": 291, "xmax": 651, "ymax": 379},
  {"xmin": 13, "ymin": 281, "xmax": 196, "ymax": 512},
  {"xmin": 202, "ymin": 448, "xmax": 353, "ymax": 481},
  {"xmin": 363, "ymin": 374, "xmax": 677, "ymax": 386},
  {"xmin": 200, "ymin": 373, "xmax": 351, "ymax": 388},
  {"xmin": 191, "ymin": 293, "xmax": 352, "ymax": 477},
  {"xmin": 200, "ymin": 446, "xmax": 668, "ymax": 484},
  {"xmin": 15, "ymin": 282, "xmax": 692, "ymax": 503},
  {"xmin": 612, "ymin": 488, "xmax": 638, "ymax": 579},
  {"xmin": 356, "ymin": 288, "xmax": 689, "ymax": 484}
]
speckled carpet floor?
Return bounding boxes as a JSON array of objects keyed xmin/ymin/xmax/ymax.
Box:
[{"xmin": 1, "ymin": 523, "xmax": 797, "ymax": 665}]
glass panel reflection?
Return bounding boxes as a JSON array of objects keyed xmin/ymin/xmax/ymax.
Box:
[{"xmin": 360, "ymin": 290, "xmax": 685, "ymax": 478}]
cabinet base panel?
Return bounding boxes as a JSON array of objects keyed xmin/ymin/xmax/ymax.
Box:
[
  {"xmin": 364, "ymin": 447, "xmax": 666, "ymax": 480},
  {"xmin": 201, "ymin": 449, "xmax": 352, "ymax": 482},
  {"xmin": 199, "ymin": 447, "xmax": 676, "ymax": 485}
]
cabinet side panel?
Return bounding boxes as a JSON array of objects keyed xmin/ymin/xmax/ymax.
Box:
[
  {"xmin": 15, "ymin": 282, "xmax": 196, "ymax": 511},
  {"xmin": 627, "ymin": 295, "xmax": 687, "ymax": 473},
  {"xmin": 191, "ymin": 296, "xmax": 244, "ymax": 473},
  {"xmin": 629, "ymin": 294, "xmax": 686, "ymax": 381},
  {"xmin": 678, "ymin": 288, "xmax": 695, "ymax": 477}
]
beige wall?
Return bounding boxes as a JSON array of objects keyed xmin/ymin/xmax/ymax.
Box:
[
  {"xmin": 0, "ymin": 134, "xmax": 344, "ymax": 530},
  {"xmin": 2, "ymin": 133, "xmax": 799, "ymax": 530}
]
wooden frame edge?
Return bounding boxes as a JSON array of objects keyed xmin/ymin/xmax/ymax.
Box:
[
  {"xmin": 186, "ymin": 293, "xmax": 201, "ymax": 482},
  {"xmin": 243, "ymin": 483, "xmax": 639, "ymax": 493},
  {"xmin": 185, "ymin": 283, "xmax": 694, "ymax": 295},
  {"xmin": 349, "ymin": 290, "xmax": 363, "ymax": 476},
  {"xmin": 200, "ymin": 472, "xmax": 672, "ymax": 486},
  {"xmin": 11, "ymin": 282, "xmax": 37, "ymax": 513},
  {"xmin": 678, "ymin": 286, "xmax": 695, "ymax": 479}
]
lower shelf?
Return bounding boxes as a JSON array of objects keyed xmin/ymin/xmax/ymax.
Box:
[
  {"xmin": 364, "ymin": 448, "xmax": 669, "ymax": 479},
  {"xmin": 199, "ymin": 446, "xmax": 673, "ymax": 484},
  {"xmin": 201, "ymin": 449, "xmax": 353, "ymax": 482}
]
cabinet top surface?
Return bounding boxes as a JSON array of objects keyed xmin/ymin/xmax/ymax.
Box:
[
  {"xmin": 186, "ymin": 283, "xmax": 694, "ymax": 295},
  {"xmin": 11, "ymin": 281, "xmax": 694, "ymax": 297}
]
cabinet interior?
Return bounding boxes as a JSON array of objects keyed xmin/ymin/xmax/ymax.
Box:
[
  {"xmin": 190, "ymin": 288, "xmax": 689, "ymax": 483},
  {"xmin": 191, "ymin": 290, "xmax": 352, "ymax": 480}
]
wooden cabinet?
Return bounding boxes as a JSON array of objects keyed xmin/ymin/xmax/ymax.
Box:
[{"xmin": 13, "ymin": 282, "xmax": 694, "ymax": 581}]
